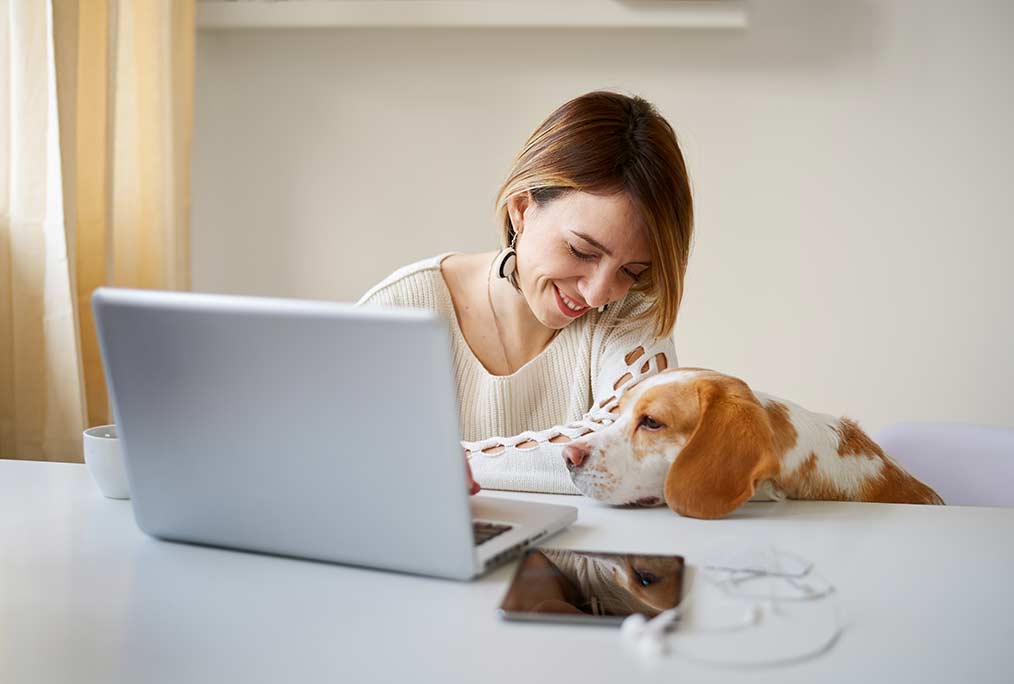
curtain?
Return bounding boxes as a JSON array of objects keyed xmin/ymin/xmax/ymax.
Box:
[{"xmin": 0, "ymin": 0, "xmax": 194, "ymax": 462}]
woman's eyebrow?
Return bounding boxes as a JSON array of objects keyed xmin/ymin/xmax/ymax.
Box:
[{"xmin": 572, "ymin": 231, "xmax": 651, "ymax": 266}]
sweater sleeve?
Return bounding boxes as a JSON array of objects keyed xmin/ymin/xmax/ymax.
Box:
[{"xmin": 464, "ymin": 292, "xmax": 678, "ymax": 495}]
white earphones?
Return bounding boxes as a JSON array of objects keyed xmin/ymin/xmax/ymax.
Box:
[
  {"xmin": 620, "ymin": 548, "xmax": 840, "ymax": 664},
  {"xmin": 621, "ymin": 600, "xmax": 767, "ymax": 658},
  {"xmin": 621, "ymin": 608, "xmax": 680, "ymax": 656}
]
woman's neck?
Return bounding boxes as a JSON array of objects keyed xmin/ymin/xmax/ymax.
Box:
[{"xmin": 480, "ymin": 251, "xmax": 559, "ymax": 365}]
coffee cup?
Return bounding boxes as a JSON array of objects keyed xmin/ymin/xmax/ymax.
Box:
[{"xmin": 82, "ymin": 424, "xmax": 130, "ymax": 499}]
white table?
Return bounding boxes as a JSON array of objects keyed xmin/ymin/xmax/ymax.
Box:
[{"xmin": 2, "ymin": 460, "xmax": 1012, "ymax": 683}]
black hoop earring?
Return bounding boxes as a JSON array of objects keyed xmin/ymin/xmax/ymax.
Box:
[{"xmin": 496, "ymin": 229, "xmax": 519, "ymax": 280}]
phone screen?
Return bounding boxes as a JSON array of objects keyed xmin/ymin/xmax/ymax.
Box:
[{"xmin": 497, "ymin": 547, "xmax": 685, "ymax": 626}]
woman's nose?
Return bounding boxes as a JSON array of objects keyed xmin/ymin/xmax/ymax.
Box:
[{"xmin": 579, "ymin": 269, "xmax": 625, "ymax": 308}]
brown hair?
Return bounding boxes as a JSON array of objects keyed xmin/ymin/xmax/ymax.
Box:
[{"xmin": 494, "ymin": 90, "xmax": 694, "ymax": 339}]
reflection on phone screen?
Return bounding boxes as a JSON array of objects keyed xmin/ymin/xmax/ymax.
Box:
[{"xmin": 499, "ymin": 548, "xmax": 684, "ymax": 621}]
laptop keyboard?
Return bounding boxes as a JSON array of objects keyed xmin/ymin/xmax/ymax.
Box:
[{"xmin": 473, "ymin": 521, "xmax": 513, "ymax": 546}]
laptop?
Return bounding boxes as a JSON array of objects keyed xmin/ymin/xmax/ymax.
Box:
[{"xmin": 91, "ymin": 287, "xmax": 577, "ymax": 580}]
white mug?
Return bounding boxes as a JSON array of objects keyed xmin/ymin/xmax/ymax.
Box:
[{"xmin": 82, "ymin": 424, "xmax": 130, "ymax": 499}]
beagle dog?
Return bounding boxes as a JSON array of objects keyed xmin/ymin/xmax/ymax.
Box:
[{"xmin": 562, "ymin": 368, "xmax": 944, "ymax": 519}]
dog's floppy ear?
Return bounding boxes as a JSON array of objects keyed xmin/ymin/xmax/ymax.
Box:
[{"xmin": 663, "ymin": 381, "xmax": 780, "ymax": 519}]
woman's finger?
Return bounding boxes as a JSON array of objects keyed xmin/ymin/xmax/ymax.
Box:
[{"xmin": 464, "ymin": 450, "xmax": 480, "ymax": 495}]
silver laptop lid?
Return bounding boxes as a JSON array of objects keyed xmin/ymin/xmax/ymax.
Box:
[{"xmin": 92, "ymin": 287, "xmax": 478, "ymax": 579}]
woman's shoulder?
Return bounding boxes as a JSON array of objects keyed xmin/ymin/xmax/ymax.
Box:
[
  {"xmin": 607, "ymin": 287, "xmax": 653, "ymax": 317},
  {"xmin": 588, "ymin": 287, "xmax": 665, "ymax": 344},
  {"xmin": 594, "ymin": 287, "xmax": 654, "ymax": 327},
  {"xmin": 355, "ymin": 252, "xmax": 458, "ymax": 306}
]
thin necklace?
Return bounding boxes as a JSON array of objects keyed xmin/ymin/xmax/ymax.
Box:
[{"xmin": 487, "ymin": 254, "xmax": 514, "ymax": 375}]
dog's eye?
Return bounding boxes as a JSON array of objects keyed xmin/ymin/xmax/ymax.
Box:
[
  {"xmin": 634, "ymin": 570, "xmax": 659, "ymax": 587},
  {"xmin": 638, "ymin": 415, "xmax": 664, "ymax": 431}
]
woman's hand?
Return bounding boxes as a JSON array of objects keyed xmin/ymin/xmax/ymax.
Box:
[{"xmin": 464, "ymin": 449, "xmax": 480, "ymax": 495}]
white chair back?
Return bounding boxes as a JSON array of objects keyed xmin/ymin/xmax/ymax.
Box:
[{"xmin": 874, "ymin": 422, "xmax": 1014, "ymax": 507}]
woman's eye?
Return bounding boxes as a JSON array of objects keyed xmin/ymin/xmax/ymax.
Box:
[
  {"xmin": 569, "ymin": 244, "xmax": 643, "ymax": 282},
  {"xmin": 639, "ymin": 415, "xmax": 664, "ymax": 430},
  {"xmin": 567, "ymin": 244, "xmax": 594, "ymax": 261},
  {"xmin": 634, "ymin": 570, "xmax": 658, "ymax": 587}
]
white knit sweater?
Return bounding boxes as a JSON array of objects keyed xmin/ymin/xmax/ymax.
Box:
[{"xmin": 355, "ymin": 252, "xmax": 678, "ymax": 495}]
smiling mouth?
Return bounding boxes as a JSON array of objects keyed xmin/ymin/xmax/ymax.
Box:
[{"xmin": 554, "ymin": 283, "xmax": 589, "ymax": 317}]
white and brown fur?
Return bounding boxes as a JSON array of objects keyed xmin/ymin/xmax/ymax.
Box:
[{"xmin": 563, "ymin": 368, "xmax": 944, "ymax": 519}]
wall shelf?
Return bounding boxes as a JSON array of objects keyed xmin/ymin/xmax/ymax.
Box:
[{"xmin": 196, "ymin": 0, "xmax": 748, "ymax": 30}]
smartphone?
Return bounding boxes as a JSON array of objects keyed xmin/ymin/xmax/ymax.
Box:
[{"xmin": 497, "ymin": 547, "xmax": 685, "ymax": 626}]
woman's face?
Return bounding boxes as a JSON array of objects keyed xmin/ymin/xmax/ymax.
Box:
[{"xmin": 508, "ymin": 190, "xmax": 652, "ymax": 330}]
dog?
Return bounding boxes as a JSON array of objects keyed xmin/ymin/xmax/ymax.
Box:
[{"xmin": 562, "ymin": 368, "xmax": 944, "ymax": 519}]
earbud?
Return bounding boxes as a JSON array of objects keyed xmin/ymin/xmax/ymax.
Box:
[
  {"xmin": 621, "ymin": 609, "xmax": 678, "ymax": 657},
  {"xmin": 636, "ymin": 633, "xmax": 666, "ymax": 657},
  {"xmin": 622, "ymin": 614, "xmax": 668, "ymax": 657},
  {"xmin": 621, "ymin": 613, "xmax": 648, "ymax": 640}
]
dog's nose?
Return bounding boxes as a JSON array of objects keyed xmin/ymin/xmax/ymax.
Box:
[{"xmin": 563, "ymin": 444, "xmax": 589, "ymax": 468}]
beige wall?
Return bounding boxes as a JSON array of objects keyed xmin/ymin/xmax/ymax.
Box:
[{"xmin": 192, "ymin": 0, "xmax": 1014, "ymax": 434}]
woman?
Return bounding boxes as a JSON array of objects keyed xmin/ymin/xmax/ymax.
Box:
[{"xmin": 356, "ymin": 90, "xmax": 694, "ymax": 496}]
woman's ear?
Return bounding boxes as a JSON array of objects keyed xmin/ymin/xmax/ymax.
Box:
[
  {"xmin": 663, "ymin": 382, "xmax": 780, "ymax": 519},
  {"xmin": 507, "ymin": 190, "xmax": 532, "ymax": 233}
]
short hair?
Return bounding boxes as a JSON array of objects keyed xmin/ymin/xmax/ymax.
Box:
[{"xmin": 494, "ymin": 90, "xmax": 694, "ymax": 340}]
